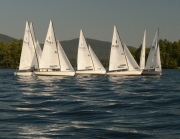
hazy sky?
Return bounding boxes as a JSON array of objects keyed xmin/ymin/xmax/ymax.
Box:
[{"xmin": 0, "ymin": 0, "xmax": 180, "ymax": 47}]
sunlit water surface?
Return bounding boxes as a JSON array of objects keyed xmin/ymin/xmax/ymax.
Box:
[{"xmin": 0, "ymin": 69, "xmax": 180, "ymax": 139}]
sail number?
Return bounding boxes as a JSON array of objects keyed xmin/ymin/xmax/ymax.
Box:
[
  {"xmin": 46, "ymin": 40, "xmax": 53, "ymax": 45},
  {"xmin": 112, "ymin": 45, "xmax": 119, "ymax": 48},
  {"xmin": 79, "ymin": 47, "xmax": 86, "ymax": 50},
  {"xmin": 24, "ymin": 41, "xmax": 29, "ymax": 44}
]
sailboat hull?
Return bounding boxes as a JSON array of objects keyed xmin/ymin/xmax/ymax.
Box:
[
  {"xmin": 34, "ymin": 71, "xmax": 75, "ymax": 76},
  {"xmin": 76, "ymin": 70, "xmax": 106, "ymax": 75},
  {"xmin": 106, "ymin": 70, "xmax": 142, "ymax": 76},
  {"xmin": 14, "ymin": 71, "xmax": 33, "ymax": 76},
  {"xmin": 141, "ymin": 70, "xmax": 162, "ymax": 75}
]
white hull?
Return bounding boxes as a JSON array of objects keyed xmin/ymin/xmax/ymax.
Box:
[
  {"xmin": 34, "ymin": 71, "xmax": 75, "ymax": 76},
  {"xmin": 106, "ymin": 70, "xmax": 142, "ymax": 76},
  {"xmin": 76, "ymin": 70, "xmax": 106, "ymax": 75},
  {"xmin": 141, "ymin": 70, "xmax": 162, "ymax": 75},
  {"xmin": 14, "ymin": 71, "xmax": 33, "ymax": 76}
]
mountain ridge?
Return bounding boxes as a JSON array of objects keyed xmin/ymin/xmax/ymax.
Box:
[{"xmin": 0, "ymin": 34, "xmax": 137, "ymax": 60}]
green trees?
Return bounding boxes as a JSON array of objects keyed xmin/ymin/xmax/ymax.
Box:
[
  {"xmin": 0, "ymin": 39, "xmax": 180, "ymax": 69},
  {"xmin": 0, "ymin": 39, "xmax": 22, "ymax": 68}
]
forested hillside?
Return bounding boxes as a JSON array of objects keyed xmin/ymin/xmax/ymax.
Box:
[{"xmin": 0, "ymin": 36, "xmax": 179, "ymax": 69}]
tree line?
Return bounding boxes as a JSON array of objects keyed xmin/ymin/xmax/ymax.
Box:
[{"xmin": 0, "ymin": 39, "xmax": 179, "ymax": 69}]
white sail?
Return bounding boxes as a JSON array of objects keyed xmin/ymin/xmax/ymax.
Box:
[
  {"xmin": 77, "ymin": 30, "xmax": 93, "ymax": 70},
  {"xmin": 29, "ymin": 22, "xmax": 40, "ymax": 69},
  {"xmin": 155, "ymin": 44, "xmax": 161, "ymax": 71},
  {"xmin": 145, "ymin": 31, "xmax": 158, "ymax": 70},
  {"xmin": 56, "ymin": 39, "xmax": 74, "ymax": 71},
  {"xmin": 19, "ymin": 21, "xmax": 35, "ymax": 70},
  {"xmin": 124, "ymin": 43, "xmax": 140, "ymax": 71},
  {"xmin": 89, "ymin": 45, "xmax": 105, "ymax": 71},
  {"xmin": 39, "ymin": 20, "xmax": 60, "ymax": 69},
  {"xmin": 36, "ymin": 40, "xmax": 42, "ymax": 61},
  {"xmin": 29, "ymin": 22, "xmax": 42, "ymax": 61},
  {"xmin": 29, "ymin": 22, "xmax": 36, "ymax": 43},
  {"xmin": 109, "ymin": 25, "xmax": 128, "ymax": 71},
  {"xmin": 140, "ymin": 30, "xmax": 146, "ymax": 69}
]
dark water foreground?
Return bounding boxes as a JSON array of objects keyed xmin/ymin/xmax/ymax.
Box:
[{"xmin": 0, "ymin": 69, "xmax": 180, "ymax": 139}]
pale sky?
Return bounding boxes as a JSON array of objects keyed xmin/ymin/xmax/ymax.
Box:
[{"xmin": 0, "ymin": 0, "xmax": 180, "ymax": 47}]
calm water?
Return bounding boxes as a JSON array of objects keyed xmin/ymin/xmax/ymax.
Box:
[{"xmin": 0, "ymin": 69, "xmax": 180, "ymax": 139}]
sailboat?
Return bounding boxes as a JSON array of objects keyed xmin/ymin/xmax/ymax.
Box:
[
  {"xmin": 34, "ymin": 20, "xmax": 75, "ymax": 76},
  {"xmin": 141, "ymin": 29, "xmax": 162, "ymax": 75},
  {"xmin": 14, "ymin": 21, "xmax": 39, "ymax": 76},
  {"xmin": 76, "ymin": 30, "xmax": 106, "ymax": 75},
  {"xmin": 139, "ymin": 30, "xmax": 146, "ymax": 70},
  {"xmin": 106, "ymin": 25, "xmax": 142, "ymax": 76}
]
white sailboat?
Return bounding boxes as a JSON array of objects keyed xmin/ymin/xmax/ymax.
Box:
[
  {"xmin": 34, "ymin": 20, "xmax": 75, "ymax": 76},
  {"xmin": 142, "ymin": 29, "xmax": 162, "ymax": 75},
  {"xmin": 139, "ymin": 30, "xmax": 146, "ymax": 70},
  {"xmin": 14, "ymin": 21, "xmax": 39, "ymax": 76},
  {"xmin": 76, "ymin": 30, "xmax": 106, "ymax": 75},
  {"xmin": 106, "ymin": 25, "xmax": 142, "ymax": 76}
]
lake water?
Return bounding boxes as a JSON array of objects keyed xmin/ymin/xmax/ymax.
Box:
[{"xmin": 0, "ymin": 69, "xmax": 180, "ymax": 139}]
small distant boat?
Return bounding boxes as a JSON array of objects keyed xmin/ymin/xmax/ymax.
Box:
[
  {"xmin": 106, "ymin": 25, "xmax": 142, "ymax": 76},
  {"xmin": 76, "ymin": 30, "xmax": 106, "ymax": 75},
  {"xmin": 141, "ymin": 29, "xmax": 162, "ymax": 75},
  {"xmin": 34, "ymin": 20, "xmax": 75, "ymax": 76},
  {"xmin": 14, "ymin": 21, "xmax": 39, "ymax": 76}
]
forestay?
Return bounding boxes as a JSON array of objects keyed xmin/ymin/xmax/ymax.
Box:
[
  {"xmin": 77, "ymin": 30, "xmax": 93, "ymax": 70},
  {"xmin": 56, "ymin": 40, "xmax": 74, "ymax": 71},
  {"xmin": 89, "ymin": 45, "xmax": 105, "ymax": 71},
  {"xmin": 124, "ymin": 43, "xmax": 140, "ymax": 71},
  {"xmin": 39, "ymin": 20, "xmax": 60, "ymax": 69},
  {"xmin": 109, "ymin": 25, "xmax": 128, "ymax": 71}
]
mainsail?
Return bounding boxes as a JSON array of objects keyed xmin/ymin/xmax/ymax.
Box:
[
  {"xmin": 109, "ymin": 25, "xmax": 128, "ymax": 71},
  {"xmin": 39, "ymin": 20, "xmax": 60, "ymax": 69},
  {"xmin": 145, "ymin": 31, "xmax": 158, "ymax": 70},
  {"xmin": 19, "ymin": 21, "xmax": 36, "ymax": 70},
  {"xmin": 77, "ymin": 30, "xmax": 93, "ymax": 70},
  {"xmin": 140, "ymin": 30, "xmax": 146, "ymax": 70}
]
